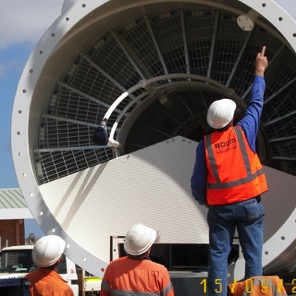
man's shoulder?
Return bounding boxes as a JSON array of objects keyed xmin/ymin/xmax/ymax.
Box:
[
  {"xmin": 143, "ymin": 260, "xmax": 169, "ymax": 272},
  {"xmin": 109, "ymin": 255, "xmax": 128, "ymax": 264},
  {"xmin": 25, "ymin": 269, "xmax": 73, "ymax": 295},
  {"xmin": 107, "ymin": 257, "xmax": 169, "ymax": 273}
]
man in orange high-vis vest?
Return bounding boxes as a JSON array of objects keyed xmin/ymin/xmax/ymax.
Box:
[
  {"xmin": 25, "ymin": 235, "xmax": 74, "ymax": 296},
  {"xmin": 191, "ymin": 46, "xmax": 269, "ymax": 296},
  {"xmin": 100, "ymin": 224, "xmax": 174, "ymax": 296}
]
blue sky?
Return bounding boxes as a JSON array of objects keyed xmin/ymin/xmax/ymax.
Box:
[
  {"xmin": 0, "ymin": 0, "xmax": 66, "ymax": 237},
  {"xmin": 0, "ymin": 0, "xmax": 65, "ymax": 189}
]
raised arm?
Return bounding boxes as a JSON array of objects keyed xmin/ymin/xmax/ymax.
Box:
[{"xmin": 237, "ymin": 46, "xmax": 268, "ymax": 151}]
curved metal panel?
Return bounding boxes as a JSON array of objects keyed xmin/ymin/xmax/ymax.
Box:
[{"xmin": 11, "ymin": 0, "xmax": 296, "ymax": 279}]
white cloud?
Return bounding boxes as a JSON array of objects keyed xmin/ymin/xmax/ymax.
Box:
[{"xmin": 0, "ymin": 0, "xmax": 65, "ymax": 49}]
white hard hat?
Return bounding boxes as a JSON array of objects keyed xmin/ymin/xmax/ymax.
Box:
[
  {"xmin": 207, "ymin": 99, "xmax": 236, "ymax": 129},
  {"xmin": 32, "ymin": 235, "xmax": 66, "ymax": 267},
  {"xmin": 124, "ymin": 224, "xmax": 157, "ymax": 256}
]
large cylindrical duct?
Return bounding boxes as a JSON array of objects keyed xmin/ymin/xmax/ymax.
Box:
[{"xmin": 11, "ymin": 0, "xmax": 296, "ymax": 280}]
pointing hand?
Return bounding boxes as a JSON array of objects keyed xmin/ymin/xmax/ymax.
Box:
[{"xmin": 255, "ymin": 46, "xmax": 268, "ymax": 76}]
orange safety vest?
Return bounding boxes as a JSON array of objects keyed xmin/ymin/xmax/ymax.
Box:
[
  {"xmin": 204, "ymin": 126, "xmax": 268, "ymax": 205},
  {"xmin": 100, "ymin": 256, "xmax": 174, "ymax": 296}
]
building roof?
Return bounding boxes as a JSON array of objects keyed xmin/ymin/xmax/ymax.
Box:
[{"xmin": 0, "ymin": 188, "xmax": 32, "ymax": 219}]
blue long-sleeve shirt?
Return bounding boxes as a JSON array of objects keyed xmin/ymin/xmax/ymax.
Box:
[{"xmin": 191, "ymin": 76, "xmax": 266, "ymax": 205}]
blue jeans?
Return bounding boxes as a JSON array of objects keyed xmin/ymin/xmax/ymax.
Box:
[{"xmin": 207, "ymin": 197, "xmax": 264, "ymax": 296}]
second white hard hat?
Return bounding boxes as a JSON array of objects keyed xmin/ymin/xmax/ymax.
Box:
[
  {"xmin": 207, "ymin": 99, "xmax": 237, "ymax": 129},
  {"xmin": 124, "ymin": 224, "xmax": 157, "ymax": 256},
  {"xmin": 32, "ymin": 235, "xmax": 66, "ymax": 267}
]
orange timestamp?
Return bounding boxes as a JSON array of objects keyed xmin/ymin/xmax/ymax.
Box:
[{"xmin": 199, "ymin": 278, "xmax": 296, "ymax": 294}]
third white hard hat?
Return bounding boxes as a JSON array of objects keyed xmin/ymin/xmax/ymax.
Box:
[
  {"xmin": 124, "ymin": 224, "xmax": 157, "ymax": 256},
  {"xmin": 206, "ymin": 98, "xmax": 237, "ymax": 129},
  {"xmin": 32, "ymin": 235, "xmax": 66, "ymax": 267}
]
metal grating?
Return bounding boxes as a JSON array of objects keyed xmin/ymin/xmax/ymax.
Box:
[{"xmin": 34, "ymin": 8, "xmax": 296, "ymax": 184}]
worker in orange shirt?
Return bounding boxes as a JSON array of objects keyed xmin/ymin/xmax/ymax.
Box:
[
  {"xmin": 100, "ymin": 223, "xmax": 174, "ymax": 296},
  {"xmin": 25, "ymin": 235, "xmax": 74, "ymax": 296}
]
